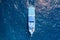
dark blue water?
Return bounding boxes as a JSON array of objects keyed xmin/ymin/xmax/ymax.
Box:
[{"xmin": 0, "ymin": 0, "xmax": 60, "ymax": 40}]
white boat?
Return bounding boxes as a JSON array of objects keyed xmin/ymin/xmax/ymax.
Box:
[{"xmin": 28, "ymin": 5, "xmax": 35, "ymax": 37}]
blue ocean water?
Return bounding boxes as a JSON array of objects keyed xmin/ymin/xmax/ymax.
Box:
[{"xmin": 0, "ymin": 0, "xmax": 60, "ymax": 40}]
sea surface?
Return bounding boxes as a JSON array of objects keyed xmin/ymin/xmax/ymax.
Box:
[{"xmin": 0, "ymin": 0, "xmax": 60, "ymax": 40}]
